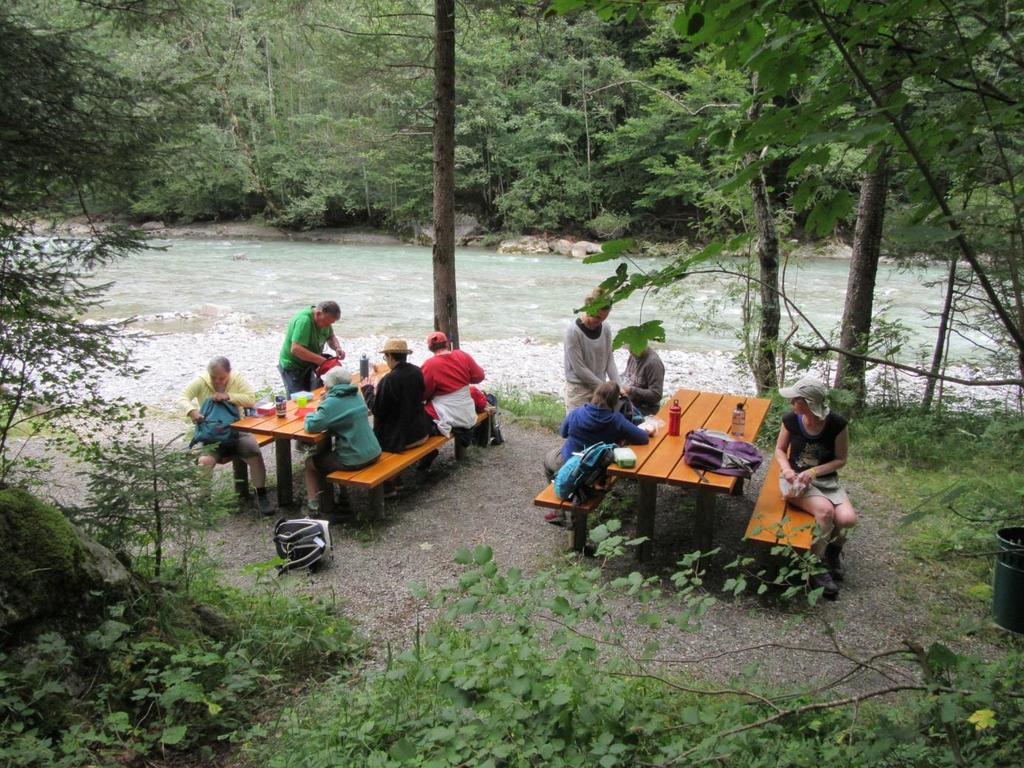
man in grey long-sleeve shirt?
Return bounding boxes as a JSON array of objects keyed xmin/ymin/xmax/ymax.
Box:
[
  {"xmin": 563, "ymin": 288, "xmax": 620, "ymax": 412},
  {"xmin": 622, "ymin": 345, "xmax": 665, "ymax": 416}
]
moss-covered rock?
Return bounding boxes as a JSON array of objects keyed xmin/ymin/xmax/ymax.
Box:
[{"xmin": 0, "ymin": 487, "xmax": 130, "ymax": 631}]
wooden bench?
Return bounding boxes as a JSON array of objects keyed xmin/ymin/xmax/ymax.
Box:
[
  {"xmin": 744, "ymin": 455, "xmax": 814, "ymax": 551},
  {"xmin": 533, "ymin": 477, "xmax": 618, "ymax": 553},
  {"xmin": 325, "ymin": 412, "xmax": 491, "ymax": 513}
]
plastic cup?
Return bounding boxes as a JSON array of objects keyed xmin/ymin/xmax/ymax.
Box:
[{"xmin": 296, "ymin": 395, "xmax": 308, "ymax": 408}]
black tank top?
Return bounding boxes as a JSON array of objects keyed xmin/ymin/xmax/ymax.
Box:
[{"xmin": 782, "ymin": 411, "xmax": 848, "ymax": 478}]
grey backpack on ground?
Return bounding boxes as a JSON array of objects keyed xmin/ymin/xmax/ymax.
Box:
[{"xmin": 273, "ymin": 517, "xmax": 332, "ymax": 573}]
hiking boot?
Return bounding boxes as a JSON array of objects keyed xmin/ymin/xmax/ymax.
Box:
[
  {"xmin": 809, "ymin": 570, "xmax": 840, "ymax": 601},
  {"xmin": 416, "ymin": 449, "xmax": 440, "ymax": 473},
  {"xmin": 256, "ymin": 489, "xmax": 274, "ymax": 516},
  {"xmin": 824, "ymin": 543, "xmax": 845, "ymax": 582},
  {"xmin": 544, "ymin": 509, "xmax": 567, "ymax": 527}
]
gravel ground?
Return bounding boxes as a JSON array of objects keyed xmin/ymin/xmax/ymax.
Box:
[
  {"xmin": 16, "ymin": 407, "xmax": 1003, "ymax": 692},
  {"xmin": 189, "ymin": 415, "xmax": 1004, "ymax": 693}
]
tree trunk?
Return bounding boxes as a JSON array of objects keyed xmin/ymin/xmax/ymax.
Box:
[
  {"xmin": 746, "ymin": 77, "xmax": 780, "ymax": 395},
  {"xmin": 922, "ymin": 255, "xmax": 959, "ymax": 411},
  {"xmin": 432, "ymin": 0, "xmax": 459, "ymax": 348},
  {"xmin": 217, "ymin": 85, "xmax": 281, "ymax": 217},
  {"xmin": 834, "ymin": 148, "xmax": 890, "ymax": 409}
]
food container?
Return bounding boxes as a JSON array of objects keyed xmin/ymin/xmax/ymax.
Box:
[{"xmin": 613, "ymin": 447, "xmax": 637, "ymax": 468}]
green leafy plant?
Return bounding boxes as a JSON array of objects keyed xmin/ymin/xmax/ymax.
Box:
[
  {"xmin": 0, "ymin": 576, "xmax": 358, "ymax": 767},
  {"xmin": 70, "ymin": 430, "xmax": 220, "ymax": 582},
  {"xmin": 495, "ymin": 388, "xmax": 565, "ymax": 432},
  {"xmin": 248, "ymin": 543, "xmax": 1024, "ymax": 766},
  {"xmin": 0, "ymin": 224, "xmax": 147, "ymax": 487}
]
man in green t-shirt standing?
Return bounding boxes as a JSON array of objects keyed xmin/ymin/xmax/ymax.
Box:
[{"xmin": 278, "ymin": 300, "xmax": 345, "ymax": 395}]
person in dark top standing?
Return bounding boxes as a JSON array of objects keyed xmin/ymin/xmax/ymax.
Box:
[
  {"xmin": 543, "ymin": 381, "xmax": 653, "ymax": 481},
  {"xmin": 621, "ymin": 343, "xmax": 665, "ymax": 417},
  {"xmin": 775, "ymin": 376, "xmax": 858, "ymax": 600},
  {"xmin": 361, "ymin": 338, "xmax": 432, "ymax": 453}
]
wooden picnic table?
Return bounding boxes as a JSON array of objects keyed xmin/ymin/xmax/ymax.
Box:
[
  {"xmin": 610, "ymin": 388, "xmax": 772, "ymax": 560},
  {"xmin": 231, "ymin": 389, "xmax": 328, "ymax": 507}
]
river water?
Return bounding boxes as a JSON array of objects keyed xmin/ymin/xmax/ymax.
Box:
[{"xmin": 92, "ymin": 238, "xmax": 963, "ymax": 360}]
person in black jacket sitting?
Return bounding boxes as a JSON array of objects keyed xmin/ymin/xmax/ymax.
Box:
[{"xmin": 361, "ymin": 338, "xmax": 433, "ymax": 453}]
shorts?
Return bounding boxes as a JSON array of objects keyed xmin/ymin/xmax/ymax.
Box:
[
  {"xmin": 543, "ymin": 447, "xmax": 566, "ymax": 481},
  {"xmin": 200, "ymin": 434, "xmax": 262, "ymax": 463},
  {"xmin": 779, "ymin": 472, "xmax": 849, "ymax": 506},
  {"xmin": 564, "ymin": 382, "xmax": 595, "ymax": 412},
  {"xmin": 278, "ymin": 363, "xmax": 319, "ymax": 397},
  {"xmin": 312, "ymin": 451, "xmax": 380, "ymax": 473}
]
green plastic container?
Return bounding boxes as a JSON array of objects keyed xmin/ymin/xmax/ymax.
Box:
[{"xmin": 993, "ymin": 527, "xmax": 1024, "ymax": 634}]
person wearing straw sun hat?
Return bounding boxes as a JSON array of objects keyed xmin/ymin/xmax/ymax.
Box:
[
  {"xmin": 775, "ymin": 375, "xmax": 858, "ymax": 600},
  {"xmin": 360, "ymin": 338, "xmax": 432, "ymax": 453}
]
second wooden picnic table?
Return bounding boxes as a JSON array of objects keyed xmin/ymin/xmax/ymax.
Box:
[{"xmin": 611, "ymin": 388, "xmax": 772, "ymax": 560}]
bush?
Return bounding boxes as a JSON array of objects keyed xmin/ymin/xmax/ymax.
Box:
[
  {"xmin": 0, "ymin": 578, "xmax": 358, "ymax": 767},
  {"xmin": 245, "ymin": 546, "xmax": 1024, "ymax": 767},
  {"xmin": 495, "ymin": 388, "xmax": 565, "ymax": 432}
]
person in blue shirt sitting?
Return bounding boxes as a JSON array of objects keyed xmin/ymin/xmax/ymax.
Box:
[{"xmin": 543, "ymin": 381, "xmax": 653, "ymax": 480}]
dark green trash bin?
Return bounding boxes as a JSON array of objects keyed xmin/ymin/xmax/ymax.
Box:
[{"xmin": 993, "ymin": 527, "xmax": 1024, "ymax": 634}]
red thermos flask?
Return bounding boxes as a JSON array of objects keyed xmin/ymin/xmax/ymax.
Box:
[{"xmin": 668, "ymin": 399, "xmax": 682, "ymax": 436}]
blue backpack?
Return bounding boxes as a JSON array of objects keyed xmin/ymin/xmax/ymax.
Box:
[
  {"xmin": 553, "ymin": 442, "xmax": 617, "ymax": 505},
  {"xmin": 189, "ymin": 398, "xmax": 241, "ymax": 450}
]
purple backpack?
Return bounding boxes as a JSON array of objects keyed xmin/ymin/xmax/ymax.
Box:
[{"xmin": 683, "ymin": 429, "xmax": 763, "ymax": 478}]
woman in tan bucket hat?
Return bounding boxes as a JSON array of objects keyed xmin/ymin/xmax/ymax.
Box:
[
  {"xmin": 775, "ymin": 375, "xmax": 858, "ymax": 600},
  {"xmin": 360, "ymin": 338, "xmax": 432, "ymax": 454}
]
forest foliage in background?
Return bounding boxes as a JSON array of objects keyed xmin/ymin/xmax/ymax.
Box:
[{"xmin": 7, "ymin": 0, "xmax": 829, "ymax": 238}]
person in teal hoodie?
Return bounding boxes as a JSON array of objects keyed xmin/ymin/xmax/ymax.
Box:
[
  {"xmin": 303, "ymin": 366, "xmax": 381, "ymax": 513},
  {"xmin": 543, "ymin": 381, "xmax": 653, "ymax": 480}
]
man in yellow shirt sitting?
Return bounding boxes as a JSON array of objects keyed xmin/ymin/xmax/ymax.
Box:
[{"xmin": 181, "ymin": 356, "xmax": 273, "ymax": 515}]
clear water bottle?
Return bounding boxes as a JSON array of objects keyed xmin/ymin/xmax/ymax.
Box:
[
  {"xmin": 730, "ymin": 402, "xmax": 746, "ymax": 438},
  {"xmin": 359, "ymin": 353, "xmax": 369, "ymax": 381}
]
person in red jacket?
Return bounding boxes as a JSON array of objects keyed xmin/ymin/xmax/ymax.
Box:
[{"xmin": 421, "ymin": 331, "xmax": 486, "ymax": 437}]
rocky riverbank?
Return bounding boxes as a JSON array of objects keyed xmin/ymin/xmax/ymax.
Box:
[
  {"xmin": 32, "ymin": 215, "xmax": 856, "ymax": 260},
  {"xmin": 108, "ymin": 321, "xmax": 1011, "ymax": 417}
]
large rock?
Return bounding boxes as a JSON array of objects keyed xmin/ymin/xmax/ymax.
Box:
[
  {"xmin": 570, "ymin": 240, "xmax": 603, "ymax": 259},
  {"xmin": 409, "ymin": 214, "xmax": 482, "ymax": 246},
  {"xmin": 1, "ymin": 488, "xmax": 130, "ymax": 631},
  {"xmin": 140, "ymin": 220, "xmax": 166, "ymax": 232},
  {"xmin": 497, "ymin": 235, "xmax": 553, "ymax": 255},
  {"xmin": 554, "ymin": 239, "xmax": 575, "ymax": 256}
]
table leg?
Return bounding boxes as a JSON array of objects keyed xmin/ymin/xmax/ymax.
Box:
[
  {"xmin": 232, "ymin": 457, "xmax": 250, "ymax": 499},
  {"xmin": 475, "ymin": 415, "xmax": 491, "ymax": 447},
  {"xmin": 695, "ymin": 486, "xmax": 716, "ymax": 552},
  {"xmin": 571, "ymin": 507, "xmax": 588, "ymax": 552},
  {"xmin": 310, "ymin": 440, "xmax": 334, "ymax": 518},
  {"xmin": 636, "ymin": 479, "xmax": 657, "ymax": 562},
  {"xmin": 369, "ymin": 486, "xmax": 384, "ymax": 515},
  {"xmin": 275, "ymin": 438, "xmax": 293, "ymax": 507}
]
